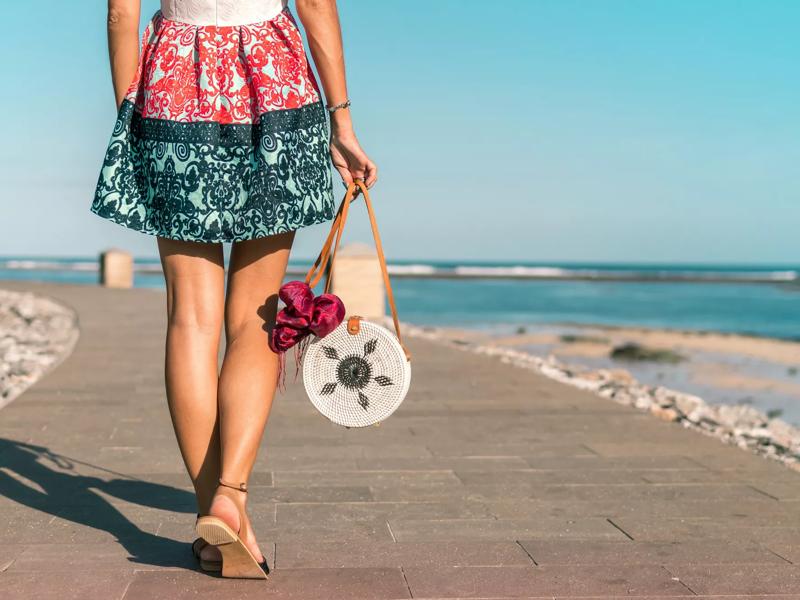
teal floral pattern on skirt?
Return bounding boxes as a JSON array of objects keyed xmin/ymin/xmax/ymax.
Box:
[{"xmin": 92, "ymin": 101, "xmax": 334, "ymax": 242}]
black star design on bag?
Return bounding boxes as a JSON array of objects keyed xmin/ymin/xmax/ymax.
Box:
[{"xmin": 319, "ymin": 338, "xmax": 394, "ymax": 410}]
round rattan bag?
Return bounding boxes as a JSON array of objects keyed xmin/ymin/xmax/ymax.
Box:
[
  {"xmin": 303, "ymin": 317, "xmax": 411, "ymax": 427},
  {"xmin": 300, "ymin": 180, "xmax": 412, "ymax": 428}
]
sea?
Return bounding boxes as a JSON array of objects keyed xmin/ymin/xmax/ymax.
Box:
[{"xmin": 2, "ymin": 257, "xmax": 798, "ymax": 340}]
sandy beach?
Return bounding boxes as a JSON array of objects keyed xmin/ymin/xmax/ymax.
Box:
[{"xmin": 430, "ymin": 323, "xmax": 800, "ymax": 427}]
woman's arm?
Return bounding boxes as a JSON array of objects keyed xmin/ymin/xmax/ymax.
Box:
[
  {"xmin": 107, "ymin": 0, "xmax": 141, "ymax": 109},
  {"xmin": 295, "ymin": 0, "xmax": 377, "ymax": 188}
]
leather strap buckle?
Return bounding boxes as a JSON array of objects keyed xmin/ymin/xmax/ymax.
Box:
[{"xmin": 347, "ymin": 315, "xmax": 362, "ymax": 335}]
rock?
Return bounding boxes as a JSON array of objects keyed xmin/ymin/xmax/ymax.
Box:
[
  {"xmin": 610, "ymin": 343, "xmax": 686, "ymax": 364},
  {"xmin": 686, "ymin": 404, "xmax": 719, "ymax": 426},
  {"xmin": 674, "ymin": 393, "xmax": 704, "ymax": 417},
  {"xmin": 651, "ymin": 405, "xmax": 680, "ymax": 422},
  {"xmin": 607, "ymin": 369, "xmax": 635, "ymax": 385},
  {"xmin": 715, "ymin": 404, "xmax": 767, "ymax": 430}
]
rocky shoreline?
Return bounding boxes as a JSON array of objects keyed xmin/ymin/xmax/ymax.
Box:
[
  {"xmin": 0, "ymin": 289, "xmax": 80, "ymax": 409},
  {"xmin": 404, "ymin": 323, "xmax": 800, "ymax": 472}
]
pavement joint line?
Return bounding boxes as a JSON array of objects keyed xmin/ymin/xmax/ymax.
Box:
[
  {"xmin": 119, "ymin": 577, "xmax": 134, "ymax": 600},
  {"xmin": 765, "ymin": 547, "xmax": 795, "ymax": 564},
  {"xmin": 661, "ymin": 564, "xmax": 698, "ymax": 596},
  {"xmin": 606, "ymin": 517, "xmax": 634, "ymax": 540},
  {"xmin": 386, "ymin": 519, "xmax": 397, "ymax": 542},
  {"xmin": 748, "ymin": 484, "xmax": 781, "ymax": 500},
  {"xmin": 580, "ymin": 442, "xmax": 602, "ymax": 456},
  {"xmin": 400, "ymin": 565, "xmax": 414, "ymax": 598},
  {"xmin": 683, "ymin": 455, "xmax": 717, "ymax": 470},
  {"xmin": 515, "ymin": 539, "xmax": 538, "ymax": 565}
]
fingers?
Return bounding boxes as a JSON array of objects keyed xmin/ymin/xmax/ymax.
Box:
[
  {"xmin": 335, "ymin": 165, "xmax": 353, "ymax": 188},
  {"xmin": 364, "ymin": 159, "xmax": 378, "ymax": 188}
]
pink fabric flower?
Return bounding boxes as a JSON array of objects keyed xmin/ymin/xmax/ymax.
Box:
[{"xmin": 269, "ymin": 281, "xmax": 345, "ymax": 354}]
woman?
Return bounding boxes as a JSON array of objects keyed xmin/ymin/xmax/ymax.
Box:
[{"xmin": 91, "ymin": 0, "xmax": 376, "ymax": 579}]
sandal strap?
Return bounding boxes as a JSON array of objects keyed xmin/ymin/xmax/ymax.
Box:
[{"xmin": 218, "ymin": 477, "xmax": 248, "ymax": 493}]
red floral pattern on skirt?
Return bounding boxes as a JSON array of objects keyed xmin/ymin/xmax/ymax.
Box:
[{"xmin": 125, "ymin": 8, "xmax": 321, "ymax": 124}]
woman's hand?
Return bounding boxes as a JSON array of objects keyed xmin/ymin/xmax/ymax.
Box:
[{"xmin": 330, "ymin": 127, "xmax": 378, "ymax": 189}]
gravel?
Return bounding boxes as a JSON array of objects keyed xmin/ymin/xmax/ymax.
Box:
[{"xmin": 0, "ymin": 289, "xmax": 80, "ymax": 409}]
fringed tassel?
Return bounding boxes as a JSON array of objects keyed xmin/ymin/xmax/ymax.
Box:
[
  {"xmin": 275, "ymin": 349, "xmax": 287, "ymax": 393},
  {"xmin": 293, "ymin": 335, "xmax": 312, "ymax": 382},
  {"xmin": 274, "ymin": 335, "xmax": 314, "ymax": 393}
]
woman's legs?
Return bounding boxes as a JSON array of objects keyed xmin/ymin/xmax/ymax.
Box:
[
  {"xmin": 207, "ymin": 231, "xmax": 295, "ymax": 561},
  {"xmin": 156, "ymin": 238, "xmax": 225, "ymax": 516}
]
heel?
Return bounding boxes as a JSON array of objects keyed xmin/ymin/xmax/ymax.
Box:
[{"xmin": 195, "ymin": 479, "xmax": 269, "ymax": 580}]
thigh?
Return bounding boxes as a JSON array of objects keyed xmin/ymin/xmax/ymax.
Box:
[
  {"xmin": 157, "ymin": 237, "xmax": 226, "ymax": 330},
  {"xmin": 225, "ymin": 232, "xmax": 295, "ymax": 339}
]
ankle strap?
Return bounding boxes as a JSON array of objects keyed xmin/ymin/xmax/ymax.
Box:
[{"xmin": 218, "ymin": 478, "xmax": 248, "ymax": 493}]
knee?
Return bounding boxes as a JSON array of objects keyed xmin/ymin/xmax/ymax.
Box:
[
  {"xmin": 224, "ymin": 315, "xmax": 266, "ymax": 345},
  {"xmin": 167, "ymin": 305, "xmax": 222, "ymax": 337},
  {"xmin": 225, "ymin": 295, "xmax": 279, "ymax": 344}
]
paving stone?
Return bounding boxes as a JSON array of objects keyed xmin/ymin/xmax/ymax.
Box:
[
  {"xmin": 0, "ymin": 543, "xmax": 28, "ymax": 572},
  {"xmin": 605, "ymin": 516, "xmax": 796, "ymax": 543},
  {"xmin": 748, "ymin": 481, "xmax": 800, "ymax": 500},
  {"xmin": 454, "ymin": 468, "xmax": 649, "ymax": 485},
  {"xmin": 272, "ymin": 469, "xmax": 461, "ymax": 487},
  {"xmin": 276, "ymin": 540, "xmax": 532, "ymax": 568},
  {"xmin": 7, "ymin": 540, "xmax": 197, "ymax": 572},
  {"xmin": 219, "ymin": 485, "xmax": 374, "ymax": 503},
  {"xmin": 522, "ymin": 455, "xmax": 703, "ymax": 470},
  {"xmin": 666, "ymin": 564, "xmax": 800, "ymax": 595},
  {"xmin": 520, "ymin": 539, "xmax": 786, "ymax": 565},
  {"xmin": 485, "ymin": 498, "xmax": 791, "ymax": 520},
  {"xmin": 354, "ymin": 456, "xmax": 531, "ymax": 471},
  {"xmin": 403, "ymin": 565, "xmax": 692, "ymax": 597},
  {"xmin": 277, "ymin": 499, "xmax": 492, "ymax": 522},
  {"xmin": 388, "ymin": 517, "xmax": 627, "ymax": 542},
  {"xmin": 425, "ymin": 441, "xmax": 598, "ymax": 458},
  {"xmin": 122, "ymin": 567, "xmax": 410, "ymax": 599},
  {"xmin": 586, "ymin": 441, "xmax": 732, "ymax": 457},
  {"xmin": 0, "ymin": 569, "xmax": 133, "ymax": 600}
]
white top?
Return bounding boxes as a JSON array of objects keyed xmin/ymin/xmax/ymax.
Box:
[{"xmin": 161, "ymin": 0, "xmax": 289, "ymax": 26}]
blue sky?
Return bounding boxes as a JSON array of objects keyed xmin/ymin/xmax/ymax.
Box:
[{"xmin": 1, "ymin": 0, "xmax": 798, "ymax": 263}]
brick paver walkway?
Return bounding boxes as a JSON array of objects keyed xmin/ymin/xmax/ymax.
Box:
[{"xmin": 1, "ymin": 281, "xmax": 800, "ymax": 599}]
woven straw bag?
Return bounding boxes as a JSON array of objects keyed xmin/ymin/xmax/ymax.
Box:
[{"xmin": 301, "ymin": 180, "xmax": 412, "ymax": 427}]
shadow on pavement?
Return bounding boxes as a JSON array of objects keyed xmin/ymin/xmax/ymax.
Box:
[{"xmin": 0, "ymin": 437, "xmax": 198, "ymax": 569}]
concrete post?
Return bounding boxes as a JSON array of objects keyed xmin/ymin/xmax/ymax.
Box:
[
  {"xmin": 99, "ymin": 249, "xmax": 134, "ymax": 289},
  {"xmin": 330, "ymin": 243, "xmax": 385, "ymax": 320}
]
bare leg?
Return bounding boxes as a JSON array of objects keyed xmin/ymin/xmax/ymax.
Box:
[
  {"xmin": 207, "ymin": 232, "xmax": 295, "ymax": 561},
  {"xmin": 157, "ymin": 238, "xmax": 225, "ymax": 515}
]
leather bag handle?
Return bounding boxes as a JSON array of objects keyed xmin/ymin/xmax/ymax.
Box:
[{"xmin": 305, "ymin": 180, "xmax": 410, "ymax": 361}]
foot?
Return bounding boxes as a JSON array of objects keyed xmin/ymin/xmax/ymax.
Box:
[{"xmin": 208, "ymin": 486, "xmax": 264, "ymax": 563}]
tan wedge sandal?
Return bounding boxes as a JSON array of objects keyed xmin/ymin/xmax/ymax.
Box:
[{"xmin": 195, "ymin": 478, "xmax": 270, "ymax": 579}]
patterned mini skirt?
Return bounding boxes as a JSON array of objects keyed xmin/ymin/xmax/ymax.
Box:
[{"xmin": 90, "ymin": 5, "xmax": 334, "ymax": 243}]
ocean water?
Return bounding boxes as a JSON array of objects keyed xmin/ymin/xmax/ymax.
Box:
[
  {"xmin": 393, "ymin": 278, "xmax": 800, "ymax": 340},
  {"xmin": 1, "ymin": 257, "xmax": 799, "ymax": 340}
]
